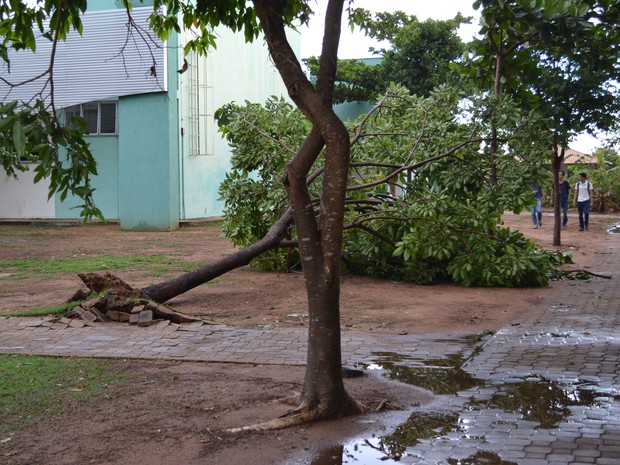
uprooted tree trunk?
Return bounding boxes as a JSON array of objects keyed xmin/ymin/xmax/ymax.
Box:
[{"xmin": 141, "ymin": 209, "xmax": 294, "ymax": 303}]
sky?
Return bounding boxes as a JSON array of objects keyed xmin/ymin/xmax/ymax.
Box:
[
  {"xmin": 299, "ymin": 0, "xmax": 600, "ymax": 153},
  {"xmin": 300, "ymin": 0, "xmax": 479, "ymax": 59}
]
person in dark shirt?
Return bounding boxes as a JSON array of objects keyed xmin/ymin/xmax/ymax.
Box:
[{"xmin": 530, "ymin": 184, "xmax": 544, "ymax": 229}]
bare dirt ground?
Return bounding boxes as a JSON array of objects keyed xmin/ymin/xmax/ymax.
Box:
[{"xmin": 0, "ymin": 211, "xmax": 618, "ymax": 465}]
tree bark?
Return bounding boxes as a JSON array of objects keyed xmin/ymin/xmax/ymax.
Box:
[
  {"xmin": 142, "ymin": 209, "xmax": 293, "ymax": 302},
  {"xmin": 252, "ymin": 0, "xmax": 361, "ymax": 418}
]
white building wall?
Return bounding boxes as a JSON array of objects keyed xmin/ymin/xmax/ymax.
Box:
[
  {"xmin": 178, "ymin": 26, "xmax": 298, "ymax": 219},
  {"xmin": 0, "ymin": 167, "xmax": 55, "ymax": 218},
  {"xmin": 0, "ymin": 7, "xmax": 165, "ymax": 220}
]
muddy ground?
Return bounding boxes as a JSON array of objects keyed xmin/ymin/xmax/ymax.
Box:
[{"xmin": 0, "ymin": 211, "xmax": 617, "ymax": 465}]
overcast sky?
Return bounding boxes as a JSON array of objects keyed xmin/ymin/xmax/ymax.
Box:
[
  {"xmin": 300, "ymin": 0, "xmax": 479, "ymax": 59},
  {"xmin": 299, "ymin": 0, "xmax": 599, "ymax": 153}
]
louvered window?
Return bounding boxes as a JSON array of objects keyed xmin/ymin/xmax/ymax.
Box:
[
  {"xmin": 64, "ymin": 101, "xmax": 117, "ymax": 135},
  {"xmin": 99, "ymin": 103, "xmax": 117, "ymax": 134}
]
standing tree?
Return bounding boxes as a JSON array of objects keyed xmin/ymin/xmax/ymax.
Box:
[
  {"xmin": 468, "ymin": 0, "xmax": 620, "ymax": 245},
  {"xmin": 304, "ymin": 10, "xmax": 467, "ymax": 103},
  {"xmin": 149, "ymin": 0, "xmax": 364, "ymax": 424}
]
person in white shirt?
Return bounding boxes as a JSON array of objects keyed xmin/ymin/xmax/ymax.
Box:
[{"xmin": 573, "ymin": 172, "xmax": 593, "ymax": 231}]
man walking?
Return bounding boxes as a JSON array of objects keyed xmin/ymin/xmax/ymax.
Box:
[
  {"xmin": 530, "ymin": 184, "xmax": 544, "ymax": 229},
  {"xmin": 573, "ymin": 172, "xmax": 593, "ymax": 231},
  {"xmin": 558, "ymin": 171, "xmax": 570, "ymax": 229}
]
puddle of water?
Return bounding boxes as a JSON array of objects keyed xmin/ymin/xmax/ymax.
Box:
[
  {"xmin": 381, "ymin": 411, "xmax": 461, "ymax": 458},
  {"xmin": 369, "ymin": 352, "xmax": 485, "ymax": 395},
  {"xmin": 607, "ymin": 222, "xmax": 620, "ymax": 233},
  {"xmin": 310, "ymin": 445, "xmax": 344, "ymax": 465},
  {"xmin": 467, "ymin": 375, "xmax": 609, "ymax": 428},
  {"xmin": 311, "ymin": 412, "xmax": 461, "ymax": 464},
  {"xmin": 447, "ymin": 451, "xmax": 518, "ymax": 465}
]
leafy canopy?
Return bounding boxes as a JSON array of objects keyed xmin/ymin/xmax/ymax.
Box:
[
  {"xmin": 217, "ymin": 84, "xmax": 558, "ymax": 287},
  {"xmin": 304, "ymin": 10, "xmax": 468, "ymax": 104}
]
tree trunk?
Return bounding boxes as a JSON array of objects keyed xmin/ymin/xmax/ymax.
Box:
[
  {"xmin": 300, "ymin": 280, "xmax": 359, "ymax": 416},
  {"xmin": 141, "ymin": 209, "xmax": 293, "ymax": 302},
  {"xmin": 138, "ymin": 0, "xmax": 362, "ymax": 425},
  {"xmin": 251, "ymin": 0, "xmax": 362, "ymax": 419},
  {"xmin": 551, "ymin": 143, "xmax": 565, "ymax": 247}
]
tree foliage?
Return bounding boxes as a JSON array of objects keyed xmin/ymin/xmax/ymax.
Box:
[
  {"xmin": 217, "ymin": 85, "xmax": 556, "ymax": 287},
  {"xmin": 304, "ymin": 11, "xmax": 467, "ymax": 104},
  {"xmin": 463, "ymin": 0, "xmax": 620, "ymax": 246}
]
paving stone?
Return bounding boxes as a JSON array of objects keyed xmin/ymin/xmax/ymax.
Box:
[
  {"xmin": 69, "ymin": 319, "xmax": 86, "ymax": 329},
  {"xmin": 80, "ymin": 311, "xmax": 97, "ymax": 323}
]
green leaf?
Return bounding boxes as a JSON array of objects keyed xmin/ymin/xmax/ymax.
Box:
[{"xmin": 12, "ymin": 120, "xmax": 25, "ymax": 153}]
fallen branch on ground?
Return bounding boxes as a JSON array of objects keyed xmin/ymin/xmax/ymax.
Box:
[{"xmin": 562, "ymin": 269, "xmax": 612, "ymax": 279}]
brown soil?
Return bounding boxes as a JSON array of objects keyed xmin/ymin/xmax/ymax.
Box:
[{"xmin": 0, "ymin": 212, "xmax": 617, "ymax": 465}]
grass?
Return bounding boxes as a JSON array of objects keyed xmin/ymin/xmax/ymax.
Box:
[
  {"xmin": 3, "ymin": 300, "xmax": 92, "ymax": 317},
  {"xmin": 0, "ymin": 355, "xmax": 132, "ymax": 434},
  {"xmin": 0, "ymin": 254, "xmax": 197, "ymax": 280}
]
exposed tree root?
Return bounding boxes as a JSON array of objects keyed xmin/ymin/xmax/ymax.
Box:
[
  {"xmin": 78, "ymin": 272, "xmax": 145, "ymax": 298},
  {"xmin": 226, "ymin": 397, "xmax": 367, "ymax": 433},
  {"xmin": 375, "ymin": 399, "xmax": 402, "ymax": 412},
  {"xmin": 65, "ymin": 272, "xmax": 202, "ymax": 324},
  {"xmin": 226, "ymin": 410, "xmax": 321, "ymax": 433},
  {"xmin": 275, "ymin": 392, "xmax": 301, "ymax": 406}
]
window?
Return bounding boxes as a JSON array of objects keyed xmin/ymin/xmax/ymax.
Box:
[
  {"xmin": 187, "ymin": 53, "xmax": 214, "ymax": 156},
  {"xmin": 65, "ymin": 101, "xmax": 117, "ymax": 135}
]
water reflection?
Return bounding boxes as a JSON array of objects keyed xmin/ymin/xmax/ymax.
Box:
[
  {"xmin": 311, "ymin": 412, "xmax": 462, "ymax": 464},
  {"xmin": 370, "ymin": 351, "xmax": 485, "ymax": 395},
  {"xmin": 311, "ymin": 349, "xmax": 614, "ymax": 464},
  {"xmin": 607, "ymin": 222, "xmax": 620, "ymax": 233},
  {"xmin": 311, "ymin": 445, "xmax": 344, "ymax": 465},
  {"xmin": 381, "ymin": 411, "xmax": 461, "ymax": 459},
  {"xmin": 447, "ymin": 451, "xmax": 518, "ymax": 465},
  {"xmin": 467, "ymin": 375, "xmax": 608, "ymax": 428}
]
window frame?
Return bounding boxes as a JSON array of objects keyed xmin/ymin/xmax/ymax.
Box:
[{"xmin": 64, "ymin": 101, "xmax": 118, "ymax": 136}]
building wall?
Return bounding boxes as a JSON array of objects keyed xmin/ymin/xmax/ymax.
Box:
[
  {"xmin": 0, "ymin": 6, "xmax": 165, "ymax": 223},
  {"xmin": 54, "ymin": 135, "xmax": 120, "ymax": 219},
  {"xmin": 178, "ymin": 26, "xmax": 296, "ymax": 219},
  {"xmin": 0, "ymin": 6, "xmax": 298, "ymax": 228},
  {"xmin": 0, "ymin": 168, "xmax": 54, "ymax": 218},
  {"xmin": 117, "ymin": 33, "xmax": 180, "ymax": 231},
  {"xmin": 0, "ymin": 7, "xmax": 166, "ymax": 109}
]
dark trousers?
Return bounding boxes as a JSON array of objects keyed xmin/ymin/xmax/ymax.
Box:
[
  {"xmin": 577, "ymin": 200, "xmax": 590, "ymax": 229},
  {"xmin": 560, "ymin": 199, "xmax": 569, "ymax": 226}
]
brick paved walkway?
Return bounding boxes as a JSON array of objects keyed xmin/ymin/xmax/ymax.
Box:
[
  {"xmin": 0, "ymin": 318, "xmax": 474, "ymax": 367},
  {"xmin": 1, "ymin": 232, "xmax": 618, "ymax": 465},
  {"xmin": 394, "ymin": 235, "xmax": 620, "ymax": 465}
]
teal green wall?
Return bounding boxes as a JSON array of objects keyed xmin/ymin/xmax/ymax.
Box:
[
  {"xmin": 117, "ymin": 36, "xmax": 179, "ymax": 231},
  {"xmin": 334, "ymin": 101, "xmax": 374, "ymax": 123},
  {"xmin": 55, "ymin": 135, "xmax": 119, "ymax": 219},
  {"xmin": 88, "ymin": 0, "xmax": 154, "ymax": 11}
]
